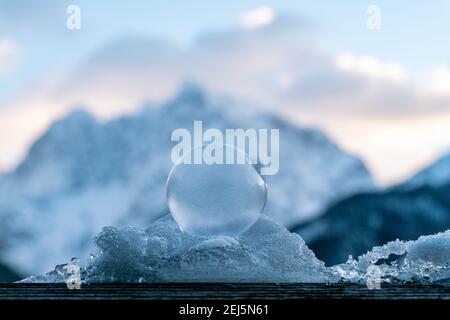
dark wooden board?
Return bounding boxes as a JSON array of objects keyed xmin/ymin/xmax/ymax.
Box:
[{"xmin": 0, "ymin": 283, "xmax": 449, "ymax": 300}]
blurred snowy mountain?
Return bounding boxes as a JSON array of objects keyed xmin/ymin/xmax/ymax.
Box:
[
  {"xmin": 0, "ymin": 263, "xmax": 20, "ymax": 282},
  {"xmin": 402, "ymin": 153, "xmax": 450, "ymax": 189},
  {"xmin": 295, "ymin": 153, "xmax": 450, "ymax": 265},
  {"xmin": 0, "ymin": 84, "xmax": 374, "ymax": 275}
]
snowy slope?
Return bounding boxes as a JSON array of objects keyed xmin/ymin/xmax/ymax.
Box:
[{"xmin": 0, "ymin": 84, "xmax": 374, "ymax": 275}]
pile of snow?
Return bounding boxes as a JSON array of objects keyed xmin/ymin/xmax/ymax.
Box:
[
  {"xmin": 0, "ymin": 83, "xmax": 374, "ymax": 275},
  {"xmin": 332, "ymin": 230, "xmax": 450, "ymax": 284},
  {"xmin": 22, "ymin": 215, "xmax": 450, "ymax": 284},
  {"xmin": 23, "ymin": 215, "xmax": 334, "ymax": 283}
]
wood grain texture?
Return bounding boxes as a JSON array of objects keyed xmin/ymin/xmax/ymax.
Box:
[{"xmin": 0, "ymin": 283, "xmax": 449, "ymax": 300}]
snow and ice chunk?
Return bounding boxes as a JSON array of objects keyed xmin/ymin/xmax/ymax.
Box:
[
  {"xmin": 87, "ymin": 215, "xmax": 333, "ymax": 282},
  {"xmin": 332, "ymin": 230, "xmax": 450, "ymax": 283},
  {"xmin": 23, "ymin": 215, "xmax": 333, "ymax": 283},
  {"xmin": 21, "ymin": 216, "xmax": 450, "ymax": 283},
  {"xmin": 20, "ymin": 258, "xmax": 85, "ymax": 284}
]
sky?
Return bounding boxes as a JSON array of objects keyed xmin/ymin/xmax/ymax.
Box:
[{"xmin": 0, "ymin": 0, "xmax": 450, "ymax": 185}]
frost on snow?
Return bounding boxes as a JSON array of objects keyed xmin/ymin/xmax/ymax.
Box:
[
  {"xmin": 21, "ymin": 215, "xmax": 450, "ymax": 284},
  {"xmin": 332, "ymin": 230, "xmax": 450, "ymax": 283}
]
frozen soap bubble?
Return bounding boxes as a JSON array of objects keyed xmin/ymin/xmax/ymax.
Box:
[{"xmin": 167, "ymin": 144, "xmax": 267, "ymax": 237}]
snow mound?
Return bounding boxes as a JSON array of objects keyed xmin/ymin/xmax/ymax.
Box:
[
  {"xmin": 332, "ymin": 230, "xmax": 450, "ymax": 283},
  {"xmin": 23, "ymin": 215, "xmax": 334, "ymax": 283}
]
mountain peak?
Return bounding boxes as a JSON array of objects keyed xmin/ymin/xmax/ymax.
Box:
[
  {"xmin": 41, "ymin": 109, "xmax": 98, "ymax": 140},
  {"xmin": 404, "ymin": 152, "xmax": 450, "ymax": 188},
  {"xmin": 173, "ymin": 81, "xmax": 208, "ymax": 106},
  {"xmin": 62, "ymin": 109, "xmax": 96, "ymax": 125}
]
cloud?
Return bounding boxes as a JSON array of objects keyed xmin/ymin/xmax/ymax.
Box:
[
  {"xmin": 0, "ymin": 38, "xmax": 20, "ymax": 76},
  {"xmin": 422, "ymin": 65, "xmax": 450, "ymax": 98},
  {"xmin": 1, "ymin": 15, "xmax": 450, "ymax": 184},
  {"xmin": 335, "ymin": 53, "xmax": 407, "ymax": 83},
  {"xmin": 239, "ymin": 6, "xmax": 276, "ymax": 29}
]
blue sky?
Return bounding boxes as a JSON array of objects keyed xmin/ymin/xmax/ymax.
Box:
[{"xmin": 1, "ymin": 1, "xmax": 450, "ymax": 184}]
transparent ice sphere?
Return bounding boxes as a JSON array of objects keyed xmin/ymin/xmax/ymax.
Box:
[{"xmin": 167, "ymin": 145, "xmax": 267, "ymax": 237}]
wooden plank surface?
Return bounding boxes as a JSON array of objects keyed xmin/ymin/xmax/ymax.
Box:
[{"xmin": 0, "ymin": 283, "xmax": 449, "ymax": 300}]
